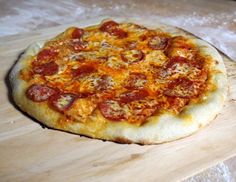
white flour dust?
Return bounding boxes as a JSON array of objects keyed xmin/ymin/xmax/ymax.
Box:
[
  {"xmin": 154, "ymin": 12, "xmax": 236, "ymax": 61},
  {"xmin": 0, "ymin": 1, "xmax": 235, "ymax": 60},
  {"xmin": 185, "ymin": 162, "xmax": 233, "ymax": 182}
]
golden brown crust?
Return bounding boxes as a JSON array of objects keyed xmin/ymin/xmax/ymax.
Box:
[
  {"xmin": 114, "ymin": 137, "xmax": 133, "ymax": 144},
  {"xmin": 9, "ymin": 17, "xmax": 228, "ymax": 144}
]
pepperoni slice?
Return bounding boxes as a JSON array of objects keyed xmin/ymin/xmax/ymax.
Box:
[
  {"xmin": 72, "ymin": 65, "xmax": 96, "ymax": 78},
  {"xmin": 26, "ymin": 84, "xmax": 58, "ymax": 102},
  {"xmin": 167, "ymin": 56, "xmax": 188, "ymax": 67},
  {"xmin": 192, "ymin": 57, "xmax": 205, "ymax": 70},
  {"xmin": 178, "ymin": 43, "xmax": 193, "ymax": 50},
  {"xmin": 71, "ymin": 28, "xmax": 84, "ymax": 39},
  {"xmin": 148, "ymin": 36, "xmax": 169, "ymax": 50},
  {"xmin": 119, "ymin": 90, "xmax": 149, "ymax": 104},
  {"xmin": 164, "ymin": 56, "xmax": 191, "ymax": 76},
  {"xmin": 37, "ymin": 48, "xmax": 58, "ymax": 61},
  {"xmin": 171, "ymin": 36, "xmax": 193, "ymax": 49},
  {"xmin": 100, "ymin": 20, "xmax": 119, "ymax": 32},
  {"xmin": 33, "ymin": 61, "xmax": 59, "ymax": 76},
  {"xmin": 197, "ymin": 69, "xmax": 208, "ymax": 82},
  {"xmin": 127, "ymin": 98, "xmax": 159, "ymax": 123},
  {"xmin": 96, "ymin": 75, "xmax": 114, "ymax": 91},
  {"xmin": 110, "ymin": 28, "xmax": 128, "ymax": 38},
  {"xmin": 139, "ymin": 34, "xmax": 148, "ymax": 41},
  {"xmin": 100, "ymin": 20, "xmax": 127, "ymax": 38},
  {"xmin": 121, "ymin": 50, "xmax": 144, "ymax": 63},
  {"xmin": 49, "ymin": 93, "xmax": 77, "ymax": 112},
  {"xmin": 164, "ymin": 78, "xmax": 203, "ymax": 98},
  {"xmin": 124, "ymin": 73, "xmax": 147, "ymax": 89},
  {"xmin": 99, "ymin": 100, "xmax": 126, "ymax": 121}
]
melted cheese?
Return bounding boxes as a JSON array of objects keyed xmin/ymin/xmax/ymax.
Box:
[
  {"xmin": 57, "ymin": 95, "xmax": 72, "ymax": 107},
  {"xmin": 67, "ymin": 98, "xmax": 97, "ymax": 122},
  {"xmin": 27, "ymin": 21, "xmax": 212, "ymax": 125}
]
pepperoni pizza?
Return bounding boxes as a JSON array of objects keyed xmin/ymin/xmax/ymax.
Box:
[{"xmin": 9, "ymin": 19, "xmax": 227, "ymax": 144}]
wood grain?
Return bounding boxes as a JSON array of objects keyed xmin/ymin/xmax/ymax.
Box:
[{"xmin": 0, "ymin": 25, "xmax": 236, "ymax": 182}]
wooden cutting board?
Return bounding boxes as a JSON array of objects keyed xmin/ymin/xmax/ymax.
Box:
[{"xmin": 0, "ymin": 23, "xmax": 236, "ymax": 182}]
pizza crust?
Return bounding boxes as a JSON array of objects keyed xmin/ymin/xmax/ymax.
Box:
[
  {"xmin": 9, "ymin": 17, "xmax": 227, "ymax": 144},
  {"xmin": 9, "ymin": 42, "xmax": 62, "ymax": 128}
]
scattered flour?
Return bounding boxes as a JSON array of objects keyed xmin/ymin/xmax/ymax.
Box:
[
  {"xmin": 184, "ymin": 162, "xmax": 234, "ymax": 182},
  {"xmin": 0, "ymin": 1, "xmax": 235, "ymax": 61}
]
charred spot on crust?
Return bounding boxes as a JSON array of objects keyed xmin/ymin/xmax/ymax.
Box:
[{"xmin": 115, "ymin": 137, "xmax": 133, "ymax": 144}]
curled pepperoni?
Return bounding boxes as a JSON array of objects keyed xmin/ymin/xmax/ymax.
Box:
[
  {"xmin": 110, "ymin": 28, "xmax": 128, "ymax": 38},
  {"xmin": 100, "ymin": 20, "xmax": 119, "ymax": 32},
  {"xmin": 121, "ymin": 49, "xmax": 144, "ymax": 63},
  {"xmin": 71, "ymin": 28, "xmax": 84, "ymax": 39},
  {"xmin": 99, "ymin": 100, "xmax": 126, "ymax": 121},
  {"xmin": 164, "ymin": 78, "xmax": 203, "ymax": 98},
  {"xmin": 33, "ymin": 61, "xmax": 59, "ymax": 76},
  {"xmin": 49, "ymin": 93, "xmax": 77, "ymax": 113},
  {"xmin": 37, "ymin": 48, "xmax": 58, "ymax": 61},
  {"xmin": 124, "ymin": 73, "xmax": 147, "ymax": 89},
  {"xmin": 72, "ymin": 65, "xmax": 96, "ymax": 78},
  {"xmin": 100, "ymin": 20, "xmax": 127, "ymax": 38},
  {"xmin": 119, "ymin": 90, "xmax": 149, "ymax": 104},
  {"xmin": 148, "ymin": 36, "xmax": 169, "ymax": 50},
  {"xmin": 26, "ymin": 84, "xmax": 58, "ymax": 102}
]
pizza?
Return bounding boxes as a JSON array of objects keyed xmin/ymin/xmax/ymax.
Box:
[{"xmin": 9, "ymin": 18, "xmax": 227, "ymax": 144}]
